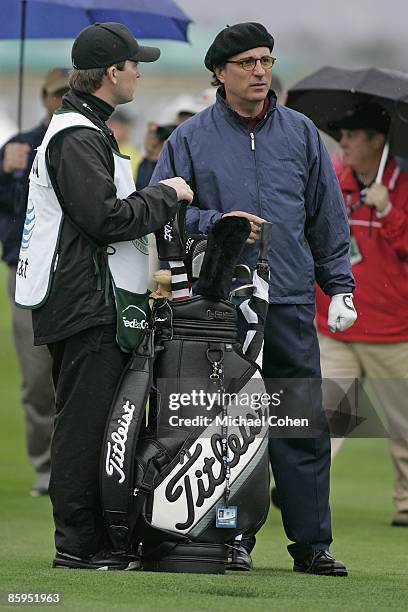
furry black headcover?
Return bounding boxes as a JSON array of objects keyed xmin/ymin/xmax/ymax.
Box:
[{"xmin": 197, "ymin": 217, "xmax": 251, "ymax": 299}]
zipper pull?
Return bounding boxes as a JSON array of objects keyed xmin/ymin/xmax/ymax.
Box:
[
  {"xmin": 250, "ymin": 132, "xmax": 255, "ymax": 151},
  {"xmin": 53, "ymin": 253, "xmax": 59, "ymax": 272}
]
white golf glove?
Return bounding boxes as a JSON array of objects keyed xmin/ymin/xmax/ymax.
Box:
[{"xmin": 327, "ymin": 293, "xmax": 357, "ymax": 333}]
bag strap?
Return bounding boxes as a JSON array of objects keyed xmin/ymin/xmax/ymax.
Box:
[{"xmin": 100, "ymin": 329, "xmax": 156, "ymax": 553}]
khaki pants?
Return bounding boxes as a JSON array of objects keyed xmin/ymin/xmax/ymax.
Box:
[
  {"xmin": 7, "ymin": 266, "xmax": 55, "ymax": 481},
  {"xmin": 319, "ymin": 333, "xmax": 408, "ymax": 514}
]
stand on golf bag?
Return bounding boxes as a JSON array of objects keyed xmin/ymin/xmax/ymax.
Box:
[{"xmin": 101, "ymin": 206, "xmax": 272, "ymax": 574}]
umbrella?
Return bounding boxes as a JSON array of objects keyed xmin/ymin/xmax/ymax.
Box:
[
  {"xmin": 287, "ymin": 66, "xmax": 408, "ymax": 181},
  {"xmin": 0, "ymin": 0, "xmax": 192, "ymax": 130}
]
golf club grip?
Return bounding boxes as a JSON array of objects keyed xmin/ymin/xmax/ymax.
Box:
[{"xmin": 259, "ymin": 222, "xmax": 272, "ymax": 261}]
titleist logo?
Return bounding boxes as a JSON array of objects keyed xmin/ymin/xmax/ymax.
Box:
[
  {"xmin": 164, "ymin": 412, "xmax": 264, "ymax": 530},
  {"xmin": 105, "ymin": 399, "xmax": 135, "ymax": 484}
]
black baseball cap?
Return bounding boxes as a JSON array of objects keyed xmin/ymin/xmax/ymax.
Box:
[
  {"xmin": 72, "ymin": 22, "xmax": 160, "ymax": 69},
  {"xmin": 204, "ymin": 22, "xmax": 274, "ymax": 71},
  {"xmin": 329, "ymin": 103, "xmax": 390, "ymax": 134}
]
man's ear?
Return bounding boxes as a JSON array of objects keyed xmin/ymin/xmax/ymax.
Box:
[
  {"xmin": 214, "ymin": 65, "xmax": 225, "ymax": 84},
  {"xmin": 371, "ymin": 132, "xmax": 386, "ymax": 152},
  {"xmin": 105, "ymin": 65, "xmax": 117, "ymax": 85}
]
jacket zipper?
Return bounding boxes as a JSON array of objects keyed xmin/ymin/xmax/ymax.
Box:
[{"xmin": 249, "ymin": 131, "xmax": 262, "ymax": 218}]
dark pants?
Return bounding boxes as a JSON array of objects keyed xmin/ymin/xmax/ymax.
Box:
[
  {"xmin": 242, "ymin": 304, "xmax": 332, "ymax": 560},
  {"xmin": 48, "ymin": 325, "xmax": 129, "ymax": 557}
]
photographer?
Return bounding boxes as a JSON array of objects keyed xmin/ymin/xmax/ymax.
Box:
[{"xmin": 136, "ymin": 123, "xmax": 176, "ymax": 190}]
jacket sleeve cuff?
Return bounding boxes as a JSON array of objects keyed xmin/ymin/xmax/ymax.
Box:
[
  {"xmin": 379, "ymin": 205, "xmax": 405, "ymax": 229},
  {"xmin": 376, "ymin": 202, "xmax": 392, "ymax": 218},
  {"xmin": 326, "ymin": 285, "xmax": 355, "ymax": 297},
  {"xmin": 142, "ymin": 182, "xmax": 178, "ymax": 201}
]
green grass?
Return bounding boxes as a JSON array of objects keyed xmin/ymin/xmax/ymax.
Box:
[{"xmin": 0, "ymin": 261, "xmax": 407, "ymax": 611}]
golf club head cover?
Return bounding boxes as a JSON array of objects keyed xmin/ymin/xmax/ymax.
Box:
[
  {"xmin": 197, "ymin": 217, "xmax": 251, "ymax": 300},
  {"xmin": 184, "ymin": 234, "xmax": 208, "ymax": 281},
  {"xmin": 155, "ymin": 201, "xmax": 187, "ymax": 261}
]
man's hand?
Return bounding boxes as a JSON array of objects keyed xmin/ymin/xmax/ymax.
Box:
[
  {"xmin": 327, "ymin": 293, "xmax": 357, "ymax": 333},
  {"xmin": 365, "ymin": 184, "xmax": 390, "ymax": 213},
  {"xmin": 159, "ymin": 177, "xmax": 194, "ymax": 203},
  {"xmin": 3, "ymin": 142, "xmax": 31, "ymax": 174},
  {"xmin": 222, "ymin": 210, "xmax": 266, "ymax": 244}
]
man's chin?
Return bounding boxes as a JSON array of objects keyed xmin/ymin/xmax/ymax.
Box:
[
  {"xmin": 248, "ymin": 91, "xmax": 267, "ymax": 102},
  {"xmin": 117, "ymin": 94, "xmax": 135, "ymax": 106}
]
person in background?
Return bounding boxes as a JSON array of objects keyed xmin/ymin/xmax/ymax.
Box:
[
  {"xmin": 316, "ymin": 103, "xmax": 408, "ymax": 528},
  {"xmin": 106, "ymin": 110, "xmax": 141, "ymax": 179},
  {"xmin": 175, "ymin": 109, "xmax": 196, "ymax": 124},
  {"xmin": 152, "ymin": 22, "xmax": 357, "ymax": 575},
  {"xmin": 0, "ymin": 68, "xmax": 69, "ymax": 497},
  {"xmin": 136, "ymin": 123, "xmax": 176, "ymax": 190},
  {"xmin": 271, "ymin": 73, "xmax": 288, "ymax": 105}
]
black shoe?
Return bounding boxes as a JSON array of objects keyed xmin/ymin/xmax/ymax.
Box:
[
  {"xmin": 52, "ymin": 550, "xmax": 141, "ymax": 571},
  {"xmin": 226, "ymin": 542, "xmax": 253, "ymax": 571},
  {"xmin": 271, "ymin": 486, "xmax": 281, "ymax": 509},
  {"xmin": 391, "ymin": 512, "xmax": 408, "ymax": 527},
  {"xmin": 293, "ymin": 550, "xmax": 347, "ymax": 576}
]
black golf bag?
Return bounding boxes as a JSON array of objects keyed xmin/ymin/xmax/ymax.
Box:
[{"xmin": 101, "ymin": 211, "xmax": 272, "ymax": 574}]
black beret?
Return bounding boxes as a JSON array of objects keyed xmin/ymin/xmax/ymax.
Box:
[{"xmin": 204, "ymin": 22, "xmax": 274, "ymax": 71}]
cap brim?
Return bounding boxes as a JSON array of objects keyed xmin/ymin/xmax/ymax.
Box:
[
  {"xmin": 328, "ymin": 117, "xmax": 387, "ymax": 132},
  {"xmin": 328, "ymin": 118, "xmax": 352, "ymax": 131},
  {"xmin": 135, "ymin": 45, "xmax": 161, "ymax": 63}
]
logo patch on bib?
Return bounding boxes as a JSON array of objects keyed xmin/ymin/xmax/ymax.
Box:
[
  {"xmin": 21, "ymin": 201, "xmax": 35, "ymax": 250},
  {"xmin": 122, "ymin": 304, "xmax": 148, "ymax": 329}
]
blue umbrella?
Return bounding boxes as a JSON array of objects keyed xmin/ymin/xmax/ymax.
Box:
[{"xmin": 0, "ymin": 0, "xmax": 192, "ymax": 129}]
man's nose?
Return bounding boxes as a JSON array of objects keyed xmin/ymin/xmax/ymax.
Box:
[
  {"xmin": 253, "ymin": 59, "xmax": 266, "ymax": 76},
  {"xmin": 339, "ymin": 134, "xmax": 347, "ymax": 147}
]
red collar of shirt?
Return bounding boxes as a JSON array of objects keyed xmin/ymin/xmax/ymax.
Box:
[{"xmin": 241, "ymin": 97, "xmax": 270, "ymax": 132}]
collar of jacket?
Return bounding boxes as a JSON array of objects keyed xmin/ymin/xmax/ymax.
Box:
[
  {"xmin": 215, "ymin": 87, "xmax": 277, "ymax": 126},
  {"xmin": 338, "ymin": 157, "xmax": 398, "ymax": 193},
  {"xmin": 60, "ymin": 90, "xmax": 119, "ymax": 152}
]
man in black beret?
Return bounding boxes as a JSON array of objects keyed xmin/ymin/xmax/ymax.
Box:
[{"xmin": 152, "ymin": 22, "xmax": 356, "ymax": 576}]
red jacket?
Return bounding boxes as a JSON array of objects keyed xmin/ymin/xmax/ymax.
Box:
[{"xmin": 316, "ymin": 158, "xmax": 408, "ymax": 342}]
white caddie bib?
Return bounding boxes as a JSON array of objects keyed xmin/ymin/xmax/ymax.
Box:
[{"xmin": 15, "ymin": 110, "xmax": 151, "ymax": 351}]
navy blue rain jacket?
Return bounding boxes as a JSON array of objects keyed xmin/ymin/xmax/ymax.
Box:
[
  {"xmin": 0, "ymin": 122, "xmax": 47, "ymax": 266},
  {"xmin": 151, "ymin": 91, "xmax": 354, "ymax": 304}
]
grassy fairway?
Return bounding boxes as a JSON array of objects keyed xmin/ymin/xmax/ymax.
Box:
[{"xmin": 0, "ymin": 262, "xmax": 407, "ymax": 611}]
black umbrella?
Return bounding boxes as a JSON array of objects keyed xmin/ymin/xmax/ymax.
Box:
[{"xmin": 287, "ymin": 66, "xmax": 408, "ymax": 174}]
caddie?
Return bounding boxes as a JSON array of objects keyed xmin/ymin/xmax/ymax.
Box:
[{"xmin": 15, "ymin": 22, "xmax": 193, "ymax": 570}]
